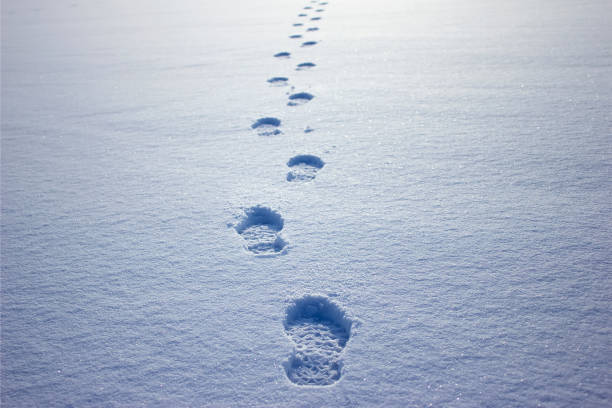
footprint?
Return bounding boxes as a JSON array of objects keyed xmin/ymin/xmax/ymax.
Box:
[
  {"xmin": 304, "ymin": 126, "xmax": 315, "ymax": 133},
  {"xmin": 304, "ymin": 6, "xmax": 313, "ymax": 9},
  {"xmin": 296, "ymin": 62, "xmax": 316, "ymax": 71},
  {"xmin": 301, "ymin": 41, "xmax": 318, "ymax": 47},
  {"xmin": 298, "ymin": 13, "xmax": 307, "ymax": 17},
  {"xmin": 251, "ymin": 117, "xmax": 282, "ymax": 136},
  {"xmin": 286, "ymin": 155, "xmax": 325, "ymax": 182},
  {"xmin": 293, "ymin": 23, "xmax": 304, "ymax": 27},
  {"xmin": 316, "ymin": 9, "xmax": 324, "ymax": 12},
  {"xmin": 283, "ymin": 295, "xmax": 353, "ymax": 386},
  {"xmin": 307, "ymin": 27, "xmax": 319, "ymax": 32},
  {"xmin": 288, "ymin": 92, "xmax": 314, "ymax": 106},
  {"xmin": 289, "ymin": 34, "xmax": 303, "ymax": 39},
  {"xmin": 268, "ymin": 77, "xmax": 289, "ymax": 86},
  {"xmin": 319, "ymin": 1, "xmax": 328, "ymax": 4},
  {"xmin": 311, "ymin": 16, "xmax": 321, "ymax": 21},
  {"xmin": 274, "ymin": 51, "xmax": 291, "ymax": 59},
  {"xmin": 235, "ymin": 206, "xmax": 287, "ymax": 255}
]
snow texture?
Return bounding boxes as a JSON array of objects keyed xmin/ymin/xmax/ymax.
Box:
[{"xmin": 2, "ymin": 0, "xmax": 611, "ymax": 406}]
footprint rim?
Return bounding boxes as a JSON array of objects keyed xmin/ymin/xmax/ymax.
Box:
[
  {"xmin": 287, "ymin": 154, "xmax": 325, "ymax": 169},
  {"xmin": 283, "ymin": 295, "xmax": 353, "ymax": 386},
  {"xmin": 251, "ymin": 117, "xmax": 281, "ymax": 129}
]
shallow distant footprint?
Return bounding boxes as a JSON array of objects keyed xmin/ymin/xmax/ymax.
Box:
[
  {"xmin": 311, "ymin": 16, "xmax": 321, "ymax": 21},
  {"xmin": 274, "ymin": 51, "xmax": 291, "ymax": 59},
  {"xmin": 301, "ymin": 41, "xmax": 317, "ymax": 47},
  {"xmin": 252, "ymin": 117, "xmax": 282, "ymax": 136},
  {"xmin": 288, "ymin": 92, "xmax": 314, "ymax": 106},
  {"xmin": 307, "ymin": 27, "xmax": 319, "ymax": 32},
  {"xmin": 316, "ymin": 8, "xmax": 324, "ymax": 12},
  {"xmin": 290, "ymin": 34, "xmax": 303, "ymax": 39},
  {"xmin": 283, "ymin": 295, "xmax": 353, "ymax": 386},
  {"xmin": 298, "ymin": 13, "xmax": 307, "ymax": 17},
  {"xmin": 268, "ymin": 77, "xmax": 289, "ymax": 86},
  {"xmin": 304, "ymin": 6, "xmax": 313, "ymax": 9},
  {"xmin": 296, "ymin": 62, "xmax": 316, "ymax": 71},
  {"xmin": 235, "ymin": 206, "xmax": 287, "ymax": 255},
  {"xmin": 286, "ymin": 155, "xmax": 325, "ymax": 182},
  {"xmin": 293, "ymin": 23, "xmax": 304, "ymax": 27}
]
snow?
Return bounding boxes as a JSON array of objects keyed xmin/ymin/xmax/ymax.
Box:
[{"xmin": 2, "ymin": 0, "xmax": 611, "ymax": 406}]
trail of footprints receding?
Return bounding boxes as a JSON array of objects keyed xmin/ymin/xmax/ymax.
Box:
[{"xmin": 240, "ymin": 1, "xmax": 353, "ymax": 386}]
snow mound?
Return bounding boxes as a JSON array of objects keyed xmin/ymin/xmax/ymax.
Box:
[
  {"xmin": 283, "ymin": 295, "xmax": 353, "ymax": 386},
  {"xmin": 286, "ymin": 155, "xmax": 325, "ymax": 182},
  {"xmin": 235, "ymin": 206, "xmax": 287, "ymax": 255}
]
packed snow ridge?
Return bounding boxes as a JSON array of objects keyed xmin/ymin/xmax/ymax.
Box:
[
  {"xmin": 283, "ymin": 295, "xmax": 353, "ymax": 386},
  {"xmin": 235, "ymin": 206, "xmax": 287, "ymax": 255},
  {"xmin": 286, "ymin": 155, "xmax": 325, "ymax": 182}
]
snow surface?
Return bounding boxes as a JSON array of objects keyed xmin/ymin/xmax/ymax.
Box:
[{"xmin": 2, "ymin": 0, "xmax": 611, "ymax": 406}]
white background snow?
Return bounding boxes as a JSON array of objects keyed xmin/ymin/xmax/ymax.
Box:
[{"xmin": 1, "ymin": 0, "xmax": 611, "ymax": 406}]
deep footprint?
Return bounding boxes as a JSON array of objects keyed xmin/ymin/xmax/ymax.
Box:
[
  {"xmin": 316, "ymin": 8, "xmax": 324, "ymax": 12},
  {"xmin": 298, "ymin": 13, "xmax": 307, "ymax": 17},
  {"xmin": 311, "ymin": 16, "xmax": 321, "ymax": 20},
  {"xmin": 252, "ymin": 117, "xmax": 282, "ymax": 136},
  {"xmin": 235, "ymin": 206, "xmax": 287, "ymax": 255},
  {"xmin": 301, "ymin": 41, "xmax": 318, "ymax": 47},
  {"xmin": 274, "ymin": 51, "xmax": 291, "ymax": 59},
  {"xmin": 289, "ymin": 34, "xmax": 303, "ymax": 39},
  {"xmin": 268, "ymin": 77, "xmax": 289, "ymax": 86},
  {"xmin": 307, "ymin": 27, "xmax": 319, "ymax": 32},
  {"xmin": 293, "ymin": 23, "xmax": 303, "ymax": 27},
  {"xmin": 287, "ymin": 155, "xmax": 325, "ymax": 182},
  {"xmin": 296, "ymin": 62, "xmax": 316, "ymax": 71},
  {"xmin": 283, "ymin": 295, "xmax": 353, "ymax": 386},
  {"xmin": 288, "ymin": 92, "xmax": 314, "ymax": 106}
]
